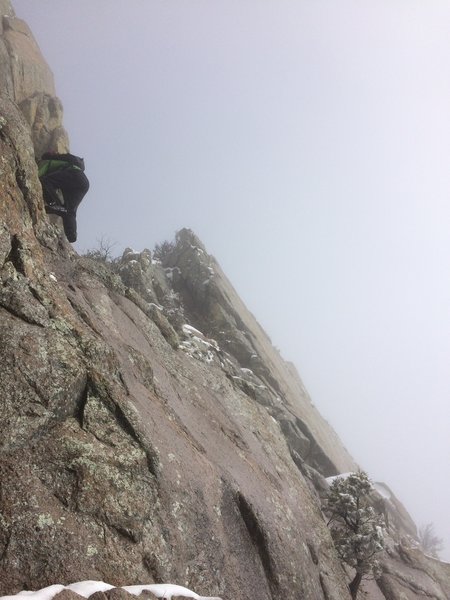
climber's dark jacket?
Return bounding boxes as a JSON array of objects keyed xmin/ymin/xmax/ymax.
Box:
[{"xmin": 38, "ymin": 153, "xmax": 89, "ymax": 243}]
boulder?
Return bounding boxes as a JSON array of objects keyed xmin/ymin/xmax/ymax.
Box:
[
  {"xmin": 106, "ymin": 590, "xmax": 142, "ymax": 600},
  {"xmin": 88, "ymin": 593, "xmax": 109, "ymax": 600},
  {"xmin": 54, "ymin": 592, "xmax": 86, "ymax": 600}
]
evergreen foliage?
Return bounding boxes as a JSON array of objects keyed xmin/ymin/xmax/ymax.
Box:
[
  {"xmin": 153, "ymin": 240, "xmax": 175, "ymax": 263},
  {"xmin": 325, "ymin": 472, "xmax": 385, "ymax": 599}
]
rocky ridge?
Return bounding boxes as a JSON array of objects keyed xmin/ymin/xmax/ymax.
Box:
[
  {"xmin": 1, "ymin": 2, "xmax": 449, "ymax": 599},
  {"xmin": 0, "ymin": 0, "xmax": 68, "ymax": 156}
]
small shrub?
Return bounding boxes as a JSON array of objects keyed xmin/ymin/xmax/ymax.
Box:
[{"xmin": 84, "ymin": 237, "xmax": 119, "ymax": 268}]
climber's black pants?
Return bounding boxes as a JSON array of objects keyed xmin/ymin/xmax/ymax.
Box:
[{"xmin": 40, "ymin": 169, "xmax": 89, "ymax": 243}]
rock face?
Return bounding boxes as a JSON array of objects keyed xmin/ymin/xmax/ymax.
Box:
[
  {"xmin": 1, "ymin": 3, "xmax": 450, "ymax": 600},
  {"xmin": 0, "ymin": 0, "xmax": 68, "ymax": 156},
  {"xmin": 0, "ymin": 101, "xmax": 351, "ymax": 597},
  {"xmin": 161, "ymin": 230, "xmax": 357, "ymax": 479}
]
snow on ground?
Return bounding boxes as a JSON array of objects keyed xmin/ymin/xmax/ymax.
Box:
[
  {"xmin": 123, "ymin": 583, "xmax": 221, "ymax": 599},
  {"xmin": 189, "ymin": 244, "xmax": 204, "ymax": 255},
  {"xmin": 179, "ymin": 324, "xmax": 222, "ymax": 364},
  {"xmin": 240, "ymin": 368, "xmax": 254, "ymax": 375},
  {"xmin": 325, "ymin": 472, "xmax": 354, "ymax": 485},
  {"xmin": 182, "ymin": 324, "xmax": 205, "ymax": 338},
  {"xmin": 326, "ymin": 474, "xmax": 395, "ymax": 504},
  {"xmin": 326, "ymin": 474, "xmax": 392, "ymax": 499},
  {"xmin": 179, "ymin": 339, "xmax": 216, "ymax": 364},
  {"xmin": 0, "ymin": 585, "xmax": 66, "ymax": 600},
  {"xmin": 148, "ymin": 302, "xmax": 164, "ymax": 311},
  {"xmin": 0, "ymin": 581, "xmax": 222, "ymax": 600}
]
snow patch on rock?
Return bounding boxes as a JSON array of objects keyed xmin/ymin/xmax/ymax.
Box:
[
  {"xmin": 179, "ymin": 324, "xmax": 221, "ymax": 364},
  {"xmin": 0, "ymin": 581, "xmax": 223, "ymax": 600}
]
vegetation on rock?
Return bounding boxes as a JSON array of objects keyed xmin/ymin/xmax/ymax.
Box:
[
  {"xmin": 325, "ymin": 472, "xmax": 385, "ymax": 599},
  {"xmin": 418, "ymin": 523, "xmax": 444, "ymax": 558},
  {"xmin": 83, "ymin": 237, "xmax": 119, "ymax": 266}
]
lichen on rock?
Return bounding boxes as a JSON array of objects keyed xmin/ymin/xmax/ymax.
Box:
[{"xmin": 1, "ymin": 5, "xmax": 450, "ymax": 600}]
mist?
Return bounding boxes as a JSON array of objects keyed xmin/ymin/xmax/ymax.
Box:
[{"xmin": 13, "ymin": 0, "xmax": 450, "ymax": 559}]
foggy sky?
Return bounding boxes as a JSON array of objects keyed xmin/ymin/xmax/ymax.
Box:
[{"xmin": 12, "ymin": 1, "xmax": 450, "ymax": 558}]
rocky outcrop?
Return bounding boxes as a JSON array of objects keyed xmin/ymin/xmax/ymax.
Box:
[
  {"xmin": 372, "ymin": 482, "xmax": 417, "ymax": 539},
  {"xmin": 0, "ymin": 0, "xmax": 68, "ymax": 155},
  {"xmin": 160, "ymin": 229, "xmax": 357, "ymax": 479},
  {"xmin": 378, "ymin": 547, "xmax": 450, "ymax": 600},
  {"xmin": 0, "ymin": 91, "xmax": 352, "ymax": 598},
  {"xmin": 1, "ymin": 4, "xmax": 450, "ymax": 600}
]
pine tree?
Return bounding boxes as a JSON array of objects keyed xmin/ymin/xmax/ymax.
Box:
[{"xmin": 326, "ymin": 472, "xmax": 385, "ymax": 599}]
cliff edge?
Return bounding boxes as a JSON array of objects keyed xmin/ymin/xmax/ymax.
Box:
[{"xmin": 0, "ymin": 2, "xmax": 449, "ymax": 599}]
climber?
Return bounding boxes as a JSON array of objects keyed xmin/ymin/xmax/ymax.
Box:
[{"xmin": 38, "ymin": 152, "xmax": 90, "ymax": 243}]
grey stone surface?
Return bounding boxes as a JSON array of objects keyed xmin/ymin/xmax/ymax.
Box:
[
  {"xmin": 1, "ymin": 8, "xmax": 68, "ymax": 154},
  {"xmin": 0, "ymin": 1, "xmax": 15, "ymax": 18},
  {"xmin": 53, "ymin": 591, "xmax": 86, "ymax": 600},
  {"xmin": 1, "ymin": 8, "xmax": 450, "ymax": 600},
  {"xmin": 105, "ymin": 590, "xmax": 139, "ymax": 600},
  {"xmin": 88, "ymin": 593, "xmax": 109, "ymax": 600},
  {"xmin": 0, "ymin": 92, "xmax": 351, "ymax": 600}
]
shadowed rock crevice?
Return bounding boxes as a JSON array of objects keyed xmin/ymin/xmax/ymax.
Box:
[
  {"xmin": 15, "ymin": 166, "xmax": 33, "ymax": 210},
  {"xmin": 75, "ymin": 382, "xmax": 89, "ymax": 429},
  {"xmin": 6, "ymin": 234, "xmax": 26, "ymax": 274},
  {"xmin": 236, "ymin": 492, "xmax": 279, "ymax": 597},
  {"xmin": 141, "ymin": 552, "xmax": 163, "ymax": 583},
  {"xmin": 279, "ymin": 415, "xmax": 339, "ymax": 478},
  {"xmin": 319, "ymin": 572, "xmax": 341, "ymax": 600},
  {"xmin": 80, "ymin": 376, "xmax": 160, "ymax": 479}
]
